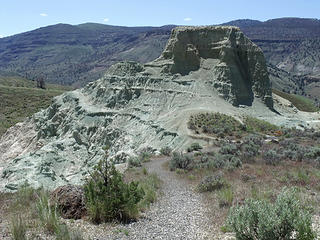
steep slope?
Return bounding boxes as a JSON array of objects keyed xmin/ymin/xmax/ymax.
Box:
[{"xmin": 0, "ymin": 26, "xmax": 276, "ymax": 191}]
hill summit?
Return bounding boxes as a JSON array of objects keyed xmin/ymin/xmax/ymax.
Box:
[{"xmin": 0, "ymin": 26, "xmax": 274, "ymax": 191}]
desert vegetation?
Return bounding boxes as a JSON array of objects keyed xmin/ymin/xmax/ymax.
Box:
[
  {"xmin": 0, "ymin": 149, "xmax": 161, "ymax": 239},
  {"xmin": 227, "ymin": 188, "xmax": 316, "ymax": 239},
  {"xmin": 168, "ymin": 112, "xmax": 320, "ymax": 239},
  {"xmin": 3, "ymin": 184, "xmax": 84, "ymax": 240},
  {"xmin": 273, "ymin": 89, "xmax": 319, "ymax": 112}
]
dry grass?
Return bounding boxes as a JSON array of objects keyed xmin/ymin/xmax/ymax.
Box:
[{"xmin": 273, "ymin": 89, "xmax": 319, "ymax": 112}]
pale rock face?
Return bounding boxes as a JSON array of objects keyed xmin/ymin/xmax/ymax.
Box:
[
  {"xmin": 0, "ymin": 26, "xmax": 274, "ymax": 191},
  {"xmin": 155, "ymin": 26, "xmax": 273, "ymax": 108}
]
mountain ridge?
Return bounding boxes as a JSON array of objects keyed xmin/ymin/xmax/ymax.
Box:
[{"xmin": 0, "ymin": 17, "xmax": 320, "ymax": 100}]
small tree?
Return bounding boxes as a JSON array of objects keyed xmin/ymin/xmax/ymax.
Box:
[
  {"xmin": 84, "ymin": 152, "xmax": 144, "ymax": 224},
  {"xmin": 36, "ymin": 76, "xmax": 46, "ymax": 89}
]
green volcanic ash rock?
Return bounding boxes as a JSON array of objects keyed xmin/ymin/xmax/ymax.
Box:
[{"xmin": 0, "ymin": 26, "xmax": 274, "ymax": 191}]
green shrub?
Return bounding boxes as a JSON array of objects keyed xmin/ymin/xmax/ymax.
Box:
[
  {"xmin": 197, "ymin": 174, "xmax": 226, "ymax": 192},
  {"xmin": 160, "ymin": 146, "xmax": 172, "ymax": 156},
  {"xmin": 263, "ymin": 150, "xmax": 282, "ymax": 166},
  {"xmin": 142, "ymin": 167, "xmax": 148, "ymax": 175},
  {"xmin": 244, "ymin": 116, "xmax": 279, "ymax": 134},
  {"xmin": 84, "ymin": 159, "xmax": 144, "ymax": 223},
  {"xmin": 169, "ymin": 152, "xmax": 193, "ymax": 171},
  {"xmin": 229, "ymin": 156, "xmax": 242, "ymax": 169},
  {"xmin": 188, "ymin": 112, "xmax": 244, "ymax": 136},
  {"xmin": 280, "ymin": 142, "xmax": 308, "ymax": 162},
  {"xmin": 187, "ymin": 143, "xmax": 203, "ymax": 152},
  {"xmin": 305, "ymin": 147, "xmax": 320, "ymax": 159},
  {"xmin": 315, "ymin": 157, "xmax": 320, "ymax": 168},
  {"xmin": 292, "ymin": 169, "xmax": 310, "ymax": 185},
  {"xmin": 241, "ymin": 143, "xmax": 260, "ymax": 161},
  {"xmin": 219, "ymin": 144, "xmax": 239, "ymax": 155},
  {"xmin": 140, "ymin": 152, "xmax": 152, "ymax": 162},
  {"xmin": 242, "ymin": 134, "xmax": 263, "ymax": 146},
  {"xmin": 128, "ymin": 157, "xmax": 142, "ymax": 168},
  {"xmin": 55, "ymin": 225, "xmax": 84, "ymax": 240},
  {"xmin": 211, "ymin": 154, "xmax": 242, "ymax": 170},
  {"xmin": 10, "ymin": 215, "xmax": 27, "ymax": 240},
  {"xmin": 211, "ymin": 154, "xmax": 227, "ymax": 169},
  {"xmin": 15, "ymin": 182, "xmax": 37, "ymax": 207},
  {"xmin": 227, "ymin": 188, "xmax": 316, "ymax": 240},
  {"xmin": 218, "ymin": 187, "xmax": 234, "ymax": 208},
  {"xmin": 138, "ymin": 173, "xmax": 161, "ymax": 210},
  {"xmin": 36, "ymin": 190, "xmax": 60, "ymax": 234},
  {"xmin": 138, "ymin": 147, "xmax": 153, "ymax": 162}
]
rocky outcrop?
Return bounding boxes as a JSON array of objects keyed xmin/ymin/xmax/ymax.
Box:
[
  {"xmin": 0, "ymin": 26, "xmax": 274, "ymax": 191},
  {"xmin": 154, "ymin": 26, "xmax": 273, "ymax": 107}
]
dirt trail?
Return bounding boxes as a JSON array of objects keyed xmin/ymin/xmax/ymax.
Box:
[{"xmin": 100, "ymin": 157, "xmax": 214, "ymax": 240}]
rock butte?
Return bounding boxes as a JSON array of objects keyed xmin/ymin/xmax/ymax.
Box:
[{"xmin": 0, "ymin": 26, "xmax": 318, "ymax": 191}]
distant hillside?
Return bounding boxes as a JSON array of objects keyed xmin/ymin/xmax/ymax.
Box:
[
  {"xmin": 224, "ymin": 18, "xmax": 320, "ymax": 79},
  {"xmin": 224, "ymin": 18, "xmax": 320, "ymax": 101},
  {"xmin": 0, "ymin": 24, "xmax": 173, "ymax": 87},
  {"xmin": 0, "ymin": 75, "xmax": 71, "ymax": 136},
  {"xmin": 0, "ymin": 18, "xmax": 320, "ymax": 101}
]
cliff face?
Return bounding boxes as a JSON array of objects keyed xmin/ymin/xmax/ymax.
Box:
[
  {"xmin": 0, "ymin": 26, "xmax": 274, "ymax": 191},
  {"xmin": 155, "ymin": 26, "xmax": 273, "ymax": 107}
]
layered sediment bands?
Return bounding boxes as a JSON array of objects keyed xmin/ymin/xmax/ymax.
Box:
[
  {"xmin": 156, "ymin": 26, "xmax": 273, "ymax": 107},
  {"xmin": 0, "ymin": 26, "xmax": 274, "ymax": 191}
]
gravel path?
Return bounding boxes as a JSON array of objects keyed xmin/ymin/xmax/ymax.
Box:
[{"xmin": 98, "ymin": 157, "xmax": 214, "ymax": 240}]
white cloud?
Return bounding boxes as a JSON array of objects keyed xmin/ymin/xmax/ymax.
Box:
[
  {"xmin": 184, "ymin": 17, "xmax": 192, "ymax": 22},
  {"xmin": 40, "ymin": 13, "xmax": 48, "ymax": 17},
  {"xmin": 0, "ymin": 35, "xmax": 3, "ymax": 38},
  {"xmin": 103, "ymin": 18, "xmax": 109, "ymax": 22}
]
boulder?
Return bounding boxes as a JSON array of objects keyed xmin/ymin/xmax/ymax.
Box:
[{"xmin": 50, "ymin": 185, "xmax": 85, "ymax": 219}]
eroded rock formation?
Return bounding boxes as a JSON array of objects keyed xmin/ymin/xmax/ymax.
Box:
[
  {"xmin": 154, "ymin": 26, "xmax": 273, "ymax": 107},
  {"xmin": 0, "ymin": 26, "xmax": 274, "ymax": 191}
]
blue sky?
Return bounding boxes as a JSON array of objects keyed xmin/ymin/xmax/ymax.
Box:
[{"xmin": 0, "ymin": 0, "xmax": 319, "ymax": 37}]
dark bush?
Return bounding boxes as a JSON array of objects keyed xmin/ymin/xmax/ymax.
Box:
[
  {"xmin": 263, "ymin": 150, "xmax": 282, "ymax": 166},
  {"xmin": 169, "ymin": 152, "xmax": 193, "ymax": 171},
  {"xmin": 160, "ymin": 146, "xmax": 172, "ymax": 156},
  {"xmin": 84, "ymin": 159, "xmax": 144, "ymax": 223},
  {"xmin": 187, "ymin": 143, "xmax": 203, "ymax": 152},
  {"xmin": 197, "ymin": 174, "xmax": 226, "ymax": 192},
  {"xmin": 138, "ymin": 147, "xmax": 154, "ymax": 162}
]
